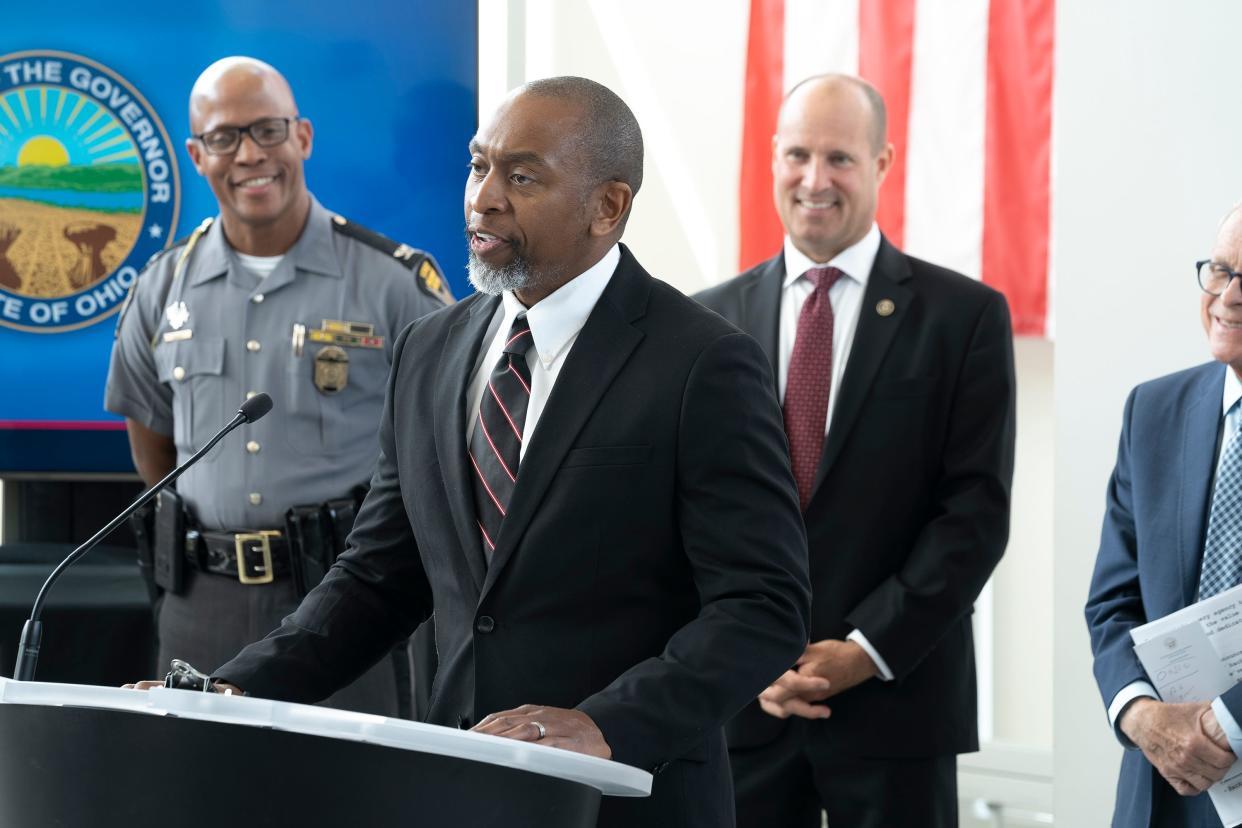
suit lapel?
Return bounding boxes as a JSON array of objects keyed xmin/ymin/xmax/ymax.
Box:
[
  {"xmin": 812, "ymin": 238, "xmax": 914, "ymax": 493},
  {"xmin": 740, "ymin": 255, "xmax": 784, "ymax": 394},
  {"xmin": 480, "ymin": 248, "xmax": 649, "ymax": 599},
  {"xmin": 1179, "ymin": 365, "xmax": 1225, "ymax": 606},
  {"xmin": 433, "ymin": 294, "xmax": 499, "ymax": 593}
]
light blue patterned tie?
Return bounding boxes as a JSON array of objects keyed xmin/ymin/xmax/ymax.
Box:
[{"xmin": 1198, "ymin": 417, "xmax": 1242, "ymax": 599}]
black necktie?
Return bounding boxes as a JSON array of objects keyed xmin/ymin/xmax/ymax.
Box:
[{"xmin": 468, "ymin": 315, "xmax": 534, "ymax": 561}]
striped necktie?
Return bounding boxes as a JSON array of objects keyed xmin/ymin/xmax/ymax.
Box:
[
  {"xmin": 468, "ymin": 315, "xmax": 534, "ymax": 561},
  {"xmin": 1199, "ymin": 411, "xmax": 1242, "ymax": 599}
]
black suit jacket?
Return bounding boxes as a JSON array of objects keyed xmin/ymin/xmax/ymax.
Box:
[
  {"xmin": 695, "ymin": 238, "xmax": 1015, "ymax": 758},
  {"xmin": 217, "ymin": 247, "xmax": 811, "ymax": 826}
]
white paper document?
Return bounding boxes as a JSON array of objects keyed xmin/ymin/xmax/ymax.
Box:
[{"xmin": 1132, "ymin": 583, "xmax": 1242, "ymax": 825}]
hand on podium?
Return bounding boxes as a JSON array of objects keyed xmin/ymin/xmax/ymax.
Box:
[
  {"xmin": 121, "ymin": 679, "xmax": 244, "ymax": 695},
  {"xmin": 473, "ymin": 704, "xmax": 611, "ymax": 759}
]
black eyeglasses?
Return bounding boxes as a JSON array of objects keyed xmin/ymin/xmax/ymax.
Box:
[
  {"xmin": 191, "ymin": 117, "xmax": 301, "ymax": 156},
  {"xmin": 1197, "ymin": 259, "xmax": 1242, "ymax": 296}
]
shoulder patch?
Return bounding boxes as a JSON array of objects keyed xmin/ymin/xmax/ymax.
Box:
[
  {"xmin": 416, "ymin": 255, "xmax": 454, "ymax": 306},
  {"xmin": 332, "ymin": 214, "xmax": 454, "ymax": 306}
]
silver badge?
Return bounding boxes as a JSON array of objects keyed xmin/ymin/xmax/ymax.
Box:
[{"xmin": 165, "ymin": 301, "xmax": 190, "ymax": 330}]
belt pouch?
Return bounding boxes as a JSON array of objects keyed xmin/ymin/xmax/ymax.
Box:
[
  {"xmin": 128, "ymin": 501, "xmax": 160, "ymax": 602},
  {"xmin": 324, "ymin": 497, "xmax": 359, "ymax": 556},
  {"xmin": 285, "ymin": 504, "xmax": 333, "ymax": 598},
  {"xmin": 152, "ymin": 488, "xmax": 185, "ymax": 594}
]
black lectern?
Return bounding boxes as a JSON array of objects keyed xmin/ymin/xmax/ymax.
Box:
[{"xmin": 0, "ymin": 677, "xmax": 650, "ymax": 827}]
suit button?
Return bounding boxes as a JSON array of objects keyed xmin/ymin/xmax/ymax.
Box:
[{"xmin": 475, "ymin": 615, "xmax": 495, "ymax": 634}]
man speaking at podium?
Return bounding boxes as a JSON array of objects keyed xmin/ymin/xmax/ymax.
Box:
[{"xmin": 191, "ymin": 77, "xmax": 811, "ymax": 827}]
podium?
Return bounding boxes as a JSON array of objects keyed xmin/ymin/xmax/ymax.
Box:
[{"xmin": 0, "ymin": 676, "xmax": 651, "ymax": 827}]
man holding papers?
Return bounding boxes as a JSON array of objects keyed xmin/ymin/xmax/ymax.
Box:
[{"xmin": 1087, "ymin": 205, "xmax": 1242, "ymax": 826}]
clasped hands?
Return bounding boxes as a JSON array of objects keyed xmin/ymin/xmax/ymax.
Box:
[
  {"xmin": 1120, "ymin": 698, "xmax": 1236, "ymax": 796},
  {"xmin": 758, "ymin": 638, "xmax": 879, "ymax": 720}
]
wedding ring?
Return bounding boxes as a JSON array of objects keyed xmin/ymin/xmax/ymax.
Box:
[{"xmin": 531, "ymin": 720, "xmax": 547, "ymax": 740}]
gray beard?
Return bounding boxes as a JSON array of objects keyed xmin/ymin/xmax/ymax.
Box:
[
  {"xmin": 467, "ymin": 251, "xmax": 566, "ymax": 299},
  {"xmin": 467, "ymin": 251, "xmax": 534, "ymax": 295}
]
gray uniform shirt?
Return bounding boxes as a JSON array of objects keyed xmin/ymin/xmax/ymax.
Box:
[{"xmin": 105, "ymin": 196, "xmax": 449, "ymax": 530}]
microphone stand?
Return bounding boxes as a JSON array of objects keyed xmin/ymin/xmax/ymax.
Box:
[{"xmin": 13, "ymin": 404, "xmax": 261, "ymax": 681}]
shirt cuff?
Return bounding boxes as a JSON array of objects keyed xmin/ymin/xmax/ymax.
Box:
[
  {"xmin": 1212, "ymin": 697, "xmax": 1242, "ymax": 759},
  {"xmin": 847, "ymin": 629, "xmax": 893, "ymax": 681},
  {"xmin": 1108, "ymin": 680, "xmax": 1158, "ymax": 749}
]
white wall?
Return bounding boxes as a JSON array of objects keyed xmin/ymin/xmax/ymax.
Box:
[{"xmin": 1052, "ymin": 2, "xmax": 1242, "ymax": 824}]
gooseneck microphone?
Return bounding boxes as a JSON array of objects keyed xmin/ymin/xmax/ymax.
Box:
[{"xmin": 12, "ymin": 393, "xmax": 273, "ymax": 681}]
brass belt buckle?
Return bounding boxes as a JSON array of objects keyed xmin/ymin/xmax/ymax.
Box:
[{"xmin": 234, "ymin": 531, "xmax": 279, "ymax": 585}]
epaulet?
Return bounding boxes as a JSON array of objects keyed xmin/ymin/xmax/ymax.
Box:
[{"xmin": 331, "ymin": 214, "xmax": 454, "ymax": 306}]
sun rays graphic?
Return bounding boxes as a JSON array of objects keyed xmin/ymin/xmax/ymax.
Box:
[{"xmin": 0, "ymin": 85, "xmax": 140, "ymax": 170}]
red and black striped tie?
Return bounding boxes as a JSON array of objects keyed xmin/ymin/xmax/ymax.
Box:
[{"xmin": 469, "ymin": 315, "xmax": 534, "ymax": 561}]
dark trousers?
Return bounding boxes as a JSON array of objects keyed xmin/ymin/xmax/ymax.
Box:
[
  {"xmin": 157, "ymin": 568, "xmax": 402, "ymax": 716},
  {"xmin": 730, "ymin": 719, "xmax": 957, "ymax": 828}
]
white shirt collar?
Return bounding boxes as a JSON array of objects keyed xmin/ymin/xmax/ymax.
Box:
[
  {"xmin": 1224, "ymin": 364, "xmax": 1242, "ymax": 418},
  {"xmin": 781, "ymin": 223, "xmax": 881, "ymax": 290},
  {"xmin": 500, "ymin": 243, "xmax": 621, "ymax": 368}
]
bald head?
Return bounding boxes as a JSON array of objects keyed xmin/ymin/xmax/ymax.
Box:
[
  {"xmin": 189, "ymin": 57, "xmax": 299, "ymax": 133},
  {"xmin": 183, "ymin": 56, "xmax": 313, "ymax": 256},
  {"xmin": 771, "ymin": 72, "xmax": 893, "ymax": 261},
  {"xmin": 780, "ymin": 74, "xmax": 887, "ymax": 155}
]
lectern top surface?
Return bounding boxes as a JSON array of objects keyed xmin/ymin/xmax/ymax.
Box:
[{"xmin": 0, "ymin": 676, "xmax": 652, "ymax": 797}]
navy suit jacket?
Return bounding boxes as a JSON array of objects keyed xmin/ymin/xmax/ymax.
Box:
[
  {"xmin": 216, "ymin": 247, "xmax": 811, "ymax": 827},
  {"xmin": 696, "ymin": 238, "xmax": 1015, "ymax": 757},
  {"xmin": 1086, "ymin": 360, "xmax": 1242, "ymax": 827}
]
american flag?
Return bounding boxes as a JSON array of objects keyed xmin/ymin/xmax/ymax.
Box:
[{"xmin": 740, "ymin": 0, "xmax": 1055, "ymax": 336}]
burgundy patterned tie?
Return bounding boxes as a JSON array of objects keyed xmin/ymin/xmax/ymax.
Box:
[
  {"xmin": 468, "ymin": 315, "xmax": 534, "ymax": 560},
  {"xmin": 783, "ymin": 266, "xmax": 844, "ymax": 511}
]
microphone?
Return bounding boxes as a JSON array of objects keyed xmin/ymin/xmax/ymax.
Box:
[{"xmin": 12, "ymin": 393, "xmax": 273, "ymax": 682}]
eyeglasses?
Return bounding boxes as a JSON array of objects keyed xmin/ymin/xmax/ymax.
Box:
[
  {"xmin": 1197, "ymin": 259, "xmax": 1242, "ymax": 296},
  {"xmin": 191, "ymin": 117, "xmax": 301, "ymax": 156}
]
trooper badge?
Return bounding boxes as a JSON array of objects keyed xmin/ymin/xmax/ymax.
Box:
[{"xmin": 313, "ymin": 345, "xmax": 349, "ymax": 394}]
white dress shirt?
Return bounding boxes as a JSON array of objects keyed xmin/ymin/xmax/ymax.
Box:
[
  {"xmin": 778, "ymin": 223, "xmax": 880, "ymax": 434},
  {"xmin": 1108, "ymin": 365, "xmax": 1242, "ymax": 747},
  {"xmin": 465, "ymin": 244, "xmax": 620, "ymax": 460},
  {"xmin": 778, "ymin": 224, "xmax": 893, "ymax": 681}
]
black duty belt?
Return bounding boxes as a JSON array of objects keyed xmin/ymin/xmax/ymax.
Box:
[{"xmin": 187, "ymin": 530, "xmax": 292, "ymax": 585}]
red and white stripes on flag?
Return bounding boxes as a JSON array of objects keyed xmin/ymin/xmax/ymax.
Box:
[{"xmin": 739, "ymin": 0, "xmax": 1055, "ymax": 337}]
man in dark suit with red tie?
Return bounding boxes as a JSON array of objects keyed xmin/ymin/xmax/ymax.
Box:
[
  {"xmin": 199, "ymin": 76, "xmax": 810, "ymax": 827},
  {"xmin": 696, "ymin": 73, "xmax": 1016, "ymax": 827}
]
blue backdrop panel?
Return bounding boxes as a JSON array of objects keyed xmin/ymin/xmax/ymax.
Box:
[{"xmin": 0, "ymin": 0, "xmax": 477, "ymax": 473}]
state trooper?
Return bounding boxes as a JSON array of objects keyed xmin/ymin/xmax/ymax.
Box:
[{"xmin": 105, "ymin": 56, "xmax": 451, "ymax": 715}]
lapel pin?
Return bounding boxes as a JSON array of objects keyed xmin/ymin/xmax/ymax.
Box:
[{"xmin": 876, "ymin": 299, "xmax": 896, "ymax": 317}]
